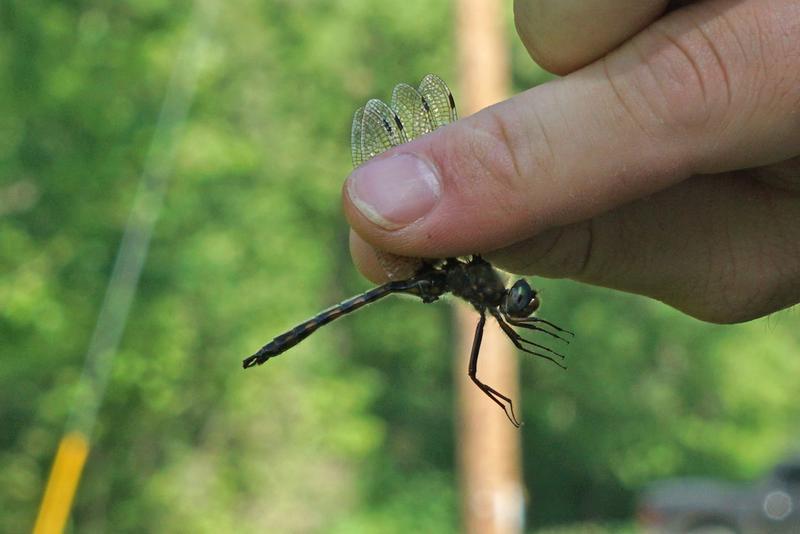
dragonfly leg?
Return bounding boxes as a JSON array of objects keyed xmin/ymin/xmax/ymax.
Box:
[
  {"xmin": 511, "ymin": 316, "xmax": 574, "ymax": 338},
  {"xmin": 505, "ymin": 317, "xmax": 573, "ymax": 344},
  {"xmin": 467, "ymin": 311, "xmax": 521, "ymax": 428},
  {"xmin": 491, "ymin": 310, "xmax": 566, "ymax": 369}
]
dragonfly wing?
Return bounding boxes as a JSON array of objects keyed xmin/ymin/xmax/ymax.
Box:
[
  {"xmin": 390, "ymin": 83, "xmax": 434, "ymax": 140},
  {"xmin": 364, "ymin": 98, "xmax": 408, "ymax": 145},
  {"xmin": 352, "ymin": 75, "xmax": 457, "ymax": 168},
  {"xmin": 356, "ymin": 98, "xmax": 407, "ymax": 164},
  {"xmin": 418, "ymin": 74, "xmax": 458, "ymax": 128},
  {"xmin": 351, "ymin": 106, "xmax": 365, "ymax": 167}
]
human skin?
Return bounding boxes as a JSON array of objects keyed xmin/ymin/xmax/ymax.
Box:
[{"xmin": 343, "ymin": 0, "xmax": 800, "ymax": 324}]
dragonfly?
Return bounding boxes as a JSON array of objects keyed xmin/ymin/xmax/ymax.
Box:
[{"xmin": 243, "ymin": 74, "xmax": 572, "ymax": 427}]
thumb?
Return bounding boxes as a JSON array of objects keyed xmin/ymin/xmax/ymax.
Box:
[
  {"xmin": 343, "ymin": 77, "xmax": 690, "ymax": 259},
  {"xmin": 343, "ymin": 0, "xmax": 800, "ymax": 262}
]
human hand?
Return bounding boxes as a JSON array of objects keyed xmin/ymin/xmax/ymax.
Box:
[{"xmin": 343, "ymin": 0, "xmax": 800, "ymax": 323}]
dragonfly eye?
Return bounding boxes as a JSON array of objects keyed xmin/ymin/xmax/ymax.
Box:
[{"xmin": 503, "ymin": 279, "xmax": 540, "ymax": 318}]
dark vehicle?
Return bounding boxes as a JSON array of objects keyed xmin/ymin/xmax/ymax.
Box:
[{"xmin": 637, "ymin": 456, "xmax": 800, "ymax": 533}]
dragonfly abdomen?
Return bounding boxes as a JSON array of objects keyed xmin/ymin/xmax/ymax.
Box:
[{"xmin": 243, "ymin": 280, "xmax": 414, "ymax": 368}]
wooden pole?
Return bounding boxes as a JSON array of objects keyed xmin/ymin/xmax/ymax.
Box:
[{"xmin": 454, "ymin": 1, "xmax": 524, "ymax": 533}]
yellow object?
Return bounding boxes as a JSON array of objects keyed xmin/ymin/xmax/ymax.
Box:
[{"xmin": 32, "ymin": 432, "xmax": 90, "ymax": 534}]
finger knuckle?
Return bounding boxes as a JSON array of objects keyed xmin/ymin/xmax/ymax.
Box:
[
  {"xmin": 630, "ymin": 2, "xmax": 800, "ymax": 142},
  {"xmin": 434, "ymin": 109, "xmax": 541, "ymax": 216},
  {"xmin": 625, "ymin": 17, "xmax": 732, "ymax": 137},
  {"xmin": 750, "ymin": 4, "xmax": 800, "ymax": 133}
]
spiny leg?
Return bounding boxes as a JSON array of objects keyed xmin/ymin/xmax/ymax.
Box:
[
  {"xmin": 515, "ymin": 316, "xmax": 574, "ymax": 336},
  {"xmin": 506, "ymin": 317, "xmax": 573, "ymax": 344},
  {"xmin": 491, "ymin": 310, "xmax": 566, "ymax": 369},
  {"xmin": 495, "ymin": 311, "xmax": 566, "ymax": 360},
  {"xmin": 467, "ymin": 311, "xmax": 521, "ymax": 428}
]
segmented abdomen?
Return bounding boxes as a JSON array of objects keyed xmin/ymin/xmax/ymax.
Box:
[{"xmin": 244, "ymin": 281, "xmax": 412, "ymax": 367}]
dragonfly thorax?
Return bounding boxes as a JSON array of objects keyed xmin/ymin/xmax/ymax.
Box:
[{"xmin": 445, "ymin": 257, "xmax": 508, "ymax": 311}]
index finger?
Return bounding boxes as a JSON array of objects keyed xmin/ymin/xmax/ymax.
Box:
[{"xmin": 514, "ymin": 0, "xmax": 669, "ymax": 73}]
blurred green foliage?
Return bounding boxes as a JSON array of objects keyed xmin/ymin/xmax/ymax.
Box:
[{"xmin": 1, "ymin": 0, "xmax": 798, "ymax": 532}]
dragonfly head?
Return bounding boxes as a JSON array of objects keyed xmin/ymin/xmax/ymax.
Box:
[{"xmin": 502, "ymin": 279, "xmax": 540, "ymax": 318}]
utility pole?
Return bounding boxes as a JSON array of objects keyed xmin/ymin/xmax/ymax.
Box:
[{"xmin": 454, "ymin": 1, "xmax": 525, "ymax": 533}]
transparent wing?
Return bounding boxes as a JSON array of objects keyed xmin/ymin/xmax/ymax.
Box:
[
  {"xmin": 358, "ymin": 99, "xmax": 405, "ymax": 164},
  {"xmin": 390, "ymin": 83, "xmax": 434, "ymax": 140},
  {"xmin": 417, "ymin": 74, "xmax": 458, "ymax": 128},
  {"xmin": 351, "ymin": 75, "xmax": 457, "ymax": 168},
  {"xmin": 351, "ymin": 106, "xmax": 365, "ymax": 167},
  {"xmin": 364, "ymin": 98, "xmax": 407, "ymax": 144}
]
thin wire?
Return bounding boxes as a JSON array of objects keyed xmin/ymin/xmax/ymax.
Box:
[{"xmin": 66, "ymin": 0, "xmax": 216, "ymax": 439}]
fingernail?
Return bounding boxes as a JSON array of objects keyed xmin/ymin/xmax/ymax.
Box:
[{"xmin": 347, "ymin": 154, "xmax": 441, "ymax": 230}]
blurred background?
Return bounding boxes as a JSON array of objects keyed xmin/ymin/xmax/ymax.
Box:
[{"xmin": 2, "ymin": 0, "xmax": 799, "ymax": 532}]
